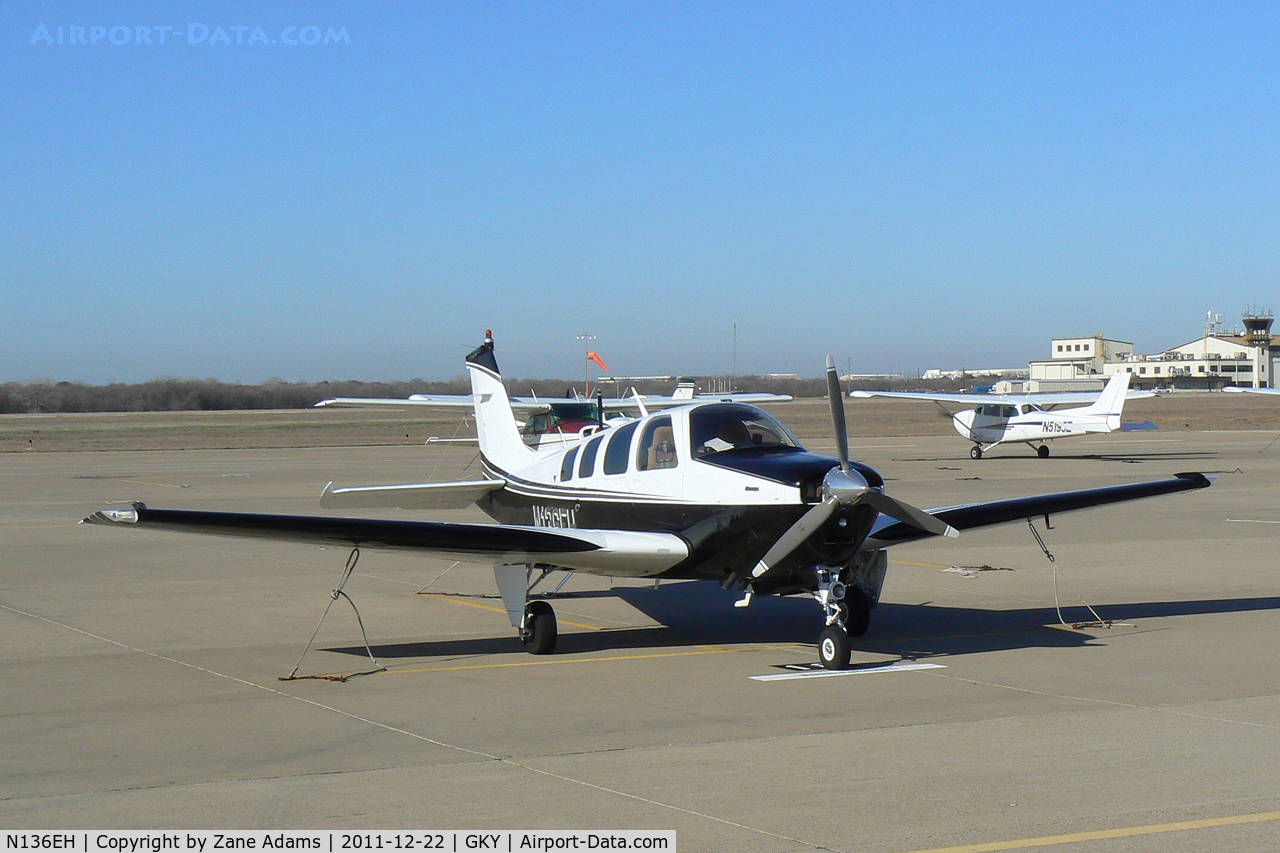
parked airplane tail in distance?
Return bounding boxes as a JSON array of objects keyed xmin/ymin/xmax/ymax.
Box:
[
  {"xmin": 466, "ymin": 330, "xmax": 538, "ymax": 471},
  {"xmin": 1078, "ymin": 371, "xmax": 1131, "ymax": 431}
]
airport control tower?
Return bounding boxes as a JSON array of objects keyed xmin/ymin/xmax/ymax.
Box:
[{"xmin": 1242, "ymin": 309, "xmax": 1274, "ymax": 388}]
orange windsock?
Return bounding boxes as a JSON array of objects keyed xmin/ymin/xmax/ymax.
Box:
[{"xmin": 587, "ymin": 351, "xmax": 609, "ymax": 371}]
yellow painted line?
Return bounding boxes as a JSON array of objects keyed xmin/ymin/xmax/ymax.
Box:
[
  {"xmin": 389, "ymin": 646, "xmax": 734, "ymax": 674},
  {"xmin": 900, "ymin": 810, "xmax": 1280, "ymax": 853}
]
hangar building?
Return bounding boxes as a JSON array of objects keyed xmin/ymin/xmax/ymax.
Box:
[{"xmin": 1025, "ymin": 311, "xmax": 1278, "ymax": 392}]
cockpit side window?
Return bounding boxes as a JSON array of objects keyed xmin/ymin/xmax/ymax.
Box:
[
  {"xmin": 1001, "ymin": 406, "xmax": 1017, "ymax": 418},
  {"xmin": 689, "ymin": 404, "xmax": 799, "ymax": 458},
  {"xmin": 1020, "ymin": 404, "xmax": 1035, "ymax": 415},
  {"xmin": 603, "ymin": 421, "xmax": 639, "ymax": 475},
  {"xmin": 578, "ymin": 435, "xmax": 604, "ymax": 478},
  {"xmin": 560, "ymin": 446, "xmax": 579, "ymax": 481},
  {"xmin": 636, "ymin": 416, "xmax": 677, "ymax": 471}
]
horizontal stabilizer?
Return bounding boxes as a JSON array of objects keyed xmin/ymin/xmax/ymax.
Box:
[
  {"xmin": 1120, "ymin": 420, "xmax": 1158, "ymax": 432},
  {"xmin": 81, "ymin": 504, "xmax": 689, "ymax": 577},
  {"xmin": 320, "ymin": 479, "xmax": 502, "ymax": 510}
]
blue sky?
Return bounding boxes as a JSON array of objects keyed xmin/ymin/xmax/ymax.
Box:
[{"xmin": 4, "ymin": 2, "xmax": 1279, "ymax": 383}]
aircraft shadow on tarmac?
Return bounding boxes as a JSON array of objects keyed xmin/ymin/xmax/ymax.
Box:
[{"xmin": 324, "ymin": 580, "xmax": 1280, "ymax": 667}]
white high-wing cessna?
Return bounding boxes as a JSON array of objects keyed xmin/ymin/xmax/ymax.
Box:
[
  {"xmin": 851, "ymin": 372, "xmax": 1154, "ymax": 459},
  {"xmin": 316, "ymin": 383, "xmax": 792, "ymax": 448},
  {"xmin": 84, "ymin": 332, "xmax": 1211, "ymax": 669}
]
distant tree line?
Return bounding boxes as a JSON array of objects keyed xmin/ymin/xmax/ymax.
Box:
[{"xmin": 0, "ymin": 374, "xmax": 975, "ymax": 414}]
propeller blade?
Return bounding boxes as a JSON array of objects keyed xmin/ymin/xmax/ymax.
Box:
[
  {"xmin": 751, "ymin": 498, "xmax": 837, "ymax": 577},
  {"xmin": 826, "ymin": 355, "xmax": 850, "ymax": 473},
  {"xmin": 862, "ymin": 491, "xmax": 958, "ymax": 538}
]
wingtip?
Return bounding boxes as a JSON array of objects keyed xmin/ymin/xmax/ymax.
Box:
[{"xmin": 81, "ymin": 507, "xmax": 141, "ymax": 526}]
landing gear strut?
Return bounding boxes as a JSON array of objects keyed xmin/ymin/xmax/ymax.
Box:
[{"xmin": 812, "ymin": 566, "xmax": 868, "ymax": 669}]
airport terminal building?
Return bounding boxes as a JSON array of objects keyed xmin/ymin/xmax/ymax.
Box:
[{"xmin": 1025, "ymin": 312, "xmax": 1278, "ymax": 392}]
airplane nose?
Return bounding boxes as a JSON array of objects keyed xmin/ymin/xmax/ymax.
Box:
[{"xmin": 823, "ymin": 466, "xmax": 869, "ymax": 502}]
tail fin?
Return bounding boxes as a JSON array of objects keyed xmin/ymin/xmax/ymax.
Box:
[
  {"xmin": 466, "ymin": 331, "xmax": 536, "ymax": 473},
  {"xmin": 1078, "ymin": 371, "xmax": 1130, "ymax": 430}
]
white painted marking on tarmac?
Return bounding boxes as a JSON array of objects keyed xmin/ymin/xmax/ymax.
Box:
[
  {"xmin": 1225, "ymin": 518, "xmax": 1280, "ymax": 524},
  {"xmin": 751, "ymin": 661, "xmax": 945, "ymax": 681}
]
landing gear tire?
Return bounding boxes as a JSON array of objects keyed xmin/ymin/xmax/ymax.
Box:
[
  {"xmin": 521, "ymin": 600, "xmax": 557, "ymax": 655},
  {"xmin": 970, "ymin": 445, "xmax": 983, "ymax": 460},
  {"xmin": 844, "ymin": 587, "xmax": 871, "ymax": 637},
  {"xmin": 818, "ymin": 625, "xmax": 851, "ymax": 670},
  {"xmin": 1037, "ymin": 445, "xmax": 1050, "ymax": 458}
]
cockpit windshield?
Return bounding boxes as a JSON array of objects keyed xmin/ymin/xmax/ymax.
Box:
[{"xmin": 689, "ymin": 403, "xmax": 800, "ymax": 458}]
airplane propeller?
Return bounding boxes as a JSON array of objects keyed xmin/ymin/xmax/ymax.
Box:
[{"xmin": 751, "ymin": 356, "xmax": 957, "ymax": 579}]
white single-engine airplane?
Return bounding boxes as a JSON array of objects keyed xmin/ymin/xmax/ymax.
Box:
[
  {"xmin": 851, "ymin": 372, "xmax": 1154, "ymax": 459},
  {"xmin": 84, "ymin": 332, "xmax": 1211, "ymax": 669}
]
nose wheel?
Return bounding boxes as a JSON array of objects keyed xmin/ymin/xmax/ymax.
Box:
[
  {"xmin": 818, "ymin": 625, "xmax": 851, "ymax": 669},
  {"xmin": 970, "ymin": 445, "xmax": 983, "ymax": 460}
]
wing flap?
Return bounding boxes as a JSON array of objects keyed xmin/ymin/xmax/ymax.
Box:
[
  {"xmin": 320, "ymin": 479, "xmax": 502, "ymax": 509},
  {"xmin": 864, "ymin": 473, "xmax": 1212, "ymax": 549},
  {"xmin": 82, "ymin": 504, "xmax": 688, "ymax": 577}
]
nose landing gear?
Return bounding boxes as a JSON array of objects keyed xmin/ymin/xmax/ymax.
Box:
[{"xmin": 812, "ymin": 566, "xmax": 874, "ymax": 669}]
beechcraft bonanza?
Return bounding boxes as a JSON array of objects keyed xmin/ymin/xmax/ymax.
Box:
[
  {"xmin": 316, "ymin": 382, "xmax": 792, "ymax": 448},
  {"xmin": 85, "ymin": 332, "xmax": 1212, "ymax": 670},
  {"xmin": 851, "ymin": 371, "xmax": 1155, "ymax": 459}
]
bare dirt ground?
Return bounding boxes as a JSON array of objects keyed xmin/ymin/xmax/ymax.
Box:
[{"xmin": 5, "ymin": 392, "xmax": 1278, "ymax": 452}]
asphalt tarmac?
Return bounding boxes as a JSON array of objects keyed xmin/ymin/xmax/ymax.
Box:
[{"xmin": 3, "ymin": 429, "xmax": 1280, "ymax": 851}]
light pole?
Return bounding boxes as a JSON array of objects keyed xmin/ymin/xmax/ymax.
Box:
[{"xmin": 576, "ymin": 332, "xmax": 596, "ymax": 396}]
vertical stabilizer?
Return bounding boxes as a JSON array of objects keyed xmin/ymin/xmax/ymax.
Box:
[
  {"xmin": 466, "ymin": 331, "xmax": 537, "ymax": 473},
  {"xmin": 1078, "ymin": 371, "xmax": 1131, "ymax": 430}
]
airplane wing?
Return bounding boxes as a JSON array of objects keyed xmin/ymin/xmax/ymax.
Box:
[
  {"xmin": 81, "ymin": 504, "xmax": 689, "ymax": 577},
  {"xmin": 1223, "ymin": 386, "xmax": 1280, "ymax": 396},
  {"xmin": 317, "ymin": 392, "xmax": 791, "ymax": 413},
  {"xmin": 316, "ymin": 395, "xmax": 552, "ymax": 413},
  {"xmin": 863, "ymin": 472, "xmax": 1211, "ymax": 550},
  {"xmin": 631, "ymin": 392, "xmax": 793, "ymax": 409},
  {"xmin": 849, "ymin": 388, "xmax": 1152, "ymax": 407},
  {"xmin": 320, "ymin": 479, "xmax": 502, "ymax": 510}
]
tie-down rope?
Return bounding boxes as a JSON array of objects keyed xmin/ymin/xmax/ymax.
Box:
[
  {"xmin": 1026, "ymin": 517, "xmax": 1125, "ymax": 630},
  {"xmin": 281, "ymin": 546, "xmax": 386, "ymax": 682}
]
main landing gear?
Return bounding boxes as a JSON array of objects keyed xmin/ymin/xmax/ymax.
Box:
[
  {"xmin": 1037, "ymin": 444, "xmax": 1050, "ymax": 458},
  {"xmin": 494, "ymin": 564, "xmax": 559, "ymax": 655},
  {"xmin": 970, "ymin": 445, "xmax": 983, "ymax": 460},
  {"xmin": 813, "ymin": 566, "xmax": 872, "ymax": 669},
  {"xmin": 521, "ymin": 600, "xmax": 557, "ymax": 655}
]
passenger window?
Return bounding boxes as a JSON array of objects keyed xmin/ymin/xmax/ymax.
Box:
[
  {"xmin": 1021, "ymin": 404, "xmax": 1034, "ymax": 415},
  {"xmin": 578, "ymin": 435, "xmax": 604, "ymax": 478},
  {"xmin": 560, "ymin": 446, "xmax": 579, "ymax": 481},
  {"xmin": 603, "ymin": 422, "xmax": 639, "ymax": 475},
  {"xmin": 1002, "ymin": 406, "xmax": 1017, "ymax": 418},
  {"xmin": 636, "ymin": 416, "xmax": 677, "ymax": 471}
]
